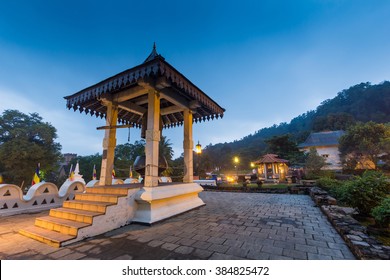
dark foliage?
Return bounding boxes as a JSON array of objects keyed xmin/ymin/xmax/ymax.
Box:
[
  {"xmin": 0, "ymin": 110, "xmax": 62, "ymax": 190},
  {"xmin": 200, "ymin": 81, "xmax": 390, "ymax": 173}
]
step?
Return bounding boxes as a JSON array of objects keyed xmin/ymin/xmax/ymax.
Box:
[
  {"xmin": 63, "ymin": 200, "xmax": 114, "ymax": 213},
  {"xmin": 35, "ymin": 216, "xmax": 90, "ymax": 236},
  {"xmin": 86, "ymin": 187, "xmax": 129, "ymax": 196},
  {"xmin": 19, "ymin": 226, "xmax": 75, "ymax": 248},
  {"xmin": 75, "ymin": 193, "xmax": 120, "ymax": 203},
  {"xmin": 50, "ymin": 207, "xmax": 103, "ymax": 223}
]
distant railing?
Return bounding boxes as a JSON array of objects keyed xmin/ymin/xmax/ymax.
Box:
[{"xmin": 193, "ymin": 179, "xmax": 217, "ymax": 187}]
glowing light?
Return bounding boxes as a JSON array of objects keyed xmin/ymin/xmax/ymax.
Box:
[
  {"xmin": 227, "ymin": 176, "xmax": 234, "ymax": 182},
  {"xmin": 195, "ymin": 141, "xmax": 202, "ymax": 154}
]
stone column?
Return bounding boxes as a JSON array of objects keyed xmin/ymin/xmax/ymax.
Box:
[
  {"xmin": 100, "ymin": 101, "xmax": 118, "ymax": 186},
  {"xmin": 264, "ymin": 163, "xmax": 267, "ymax": 179},
  {"xmin": 144, "ymin": 90, "xmax": 161, "ymax": 187},
  {"xmin": 183, "ymin": 109, "xmax": 194, "ymax": 183}
]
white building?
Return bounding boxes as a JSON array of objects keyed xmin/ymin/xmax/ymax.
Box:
[{"xmin": 298, "ymin": 130, "xmax": 345, "ymax": 170}]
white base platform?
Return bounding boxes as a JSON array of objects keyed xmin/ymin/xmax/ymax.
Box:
[{"xmin": 132, "ymin": 183, "xmax": 205, "ymax": 224}]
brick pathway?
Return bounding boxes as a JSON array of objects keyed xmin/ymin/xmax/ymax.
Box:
[{"xmin": 0, "ymin": 192, "xmax": 356, "ymax": 260}]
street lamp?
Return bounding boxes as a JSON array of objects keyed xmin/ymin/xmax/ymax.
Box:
[
  {"xmin": 233, "ymin": 156, "xmax": 239, "ymax": 180},
  {"xmin": 195, "ymin": 141, "xmax": 202, "ymax": 179}
]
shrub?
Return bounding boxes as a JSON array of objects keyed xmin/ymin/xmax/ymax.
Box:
[
  {"xmin": 329, "ymin": 184, "xmax": 351, "ymax": 205},
  {"xmin": 316, "ymin": 177, "xmax": 349, "ymax": 202},
  {"xmin": 342, "ymin": 171, "xmax": 390, "ymax": 215},
  {"xmin": 316, "ymin": 177, "xmax": 343, "ymax": 191},
  {"xmin": 371, "ymin": 197, "xmax": 390, "ymax": 228},
  {"xmin": 304, "ymin": 148, "xmax": 327, "ymax": 179}
]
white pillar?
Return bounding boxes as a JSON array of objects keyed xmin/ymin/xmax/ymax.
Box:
[
  {"xmin": 272, "ymin": 163, "xmax": 276, "ymax": 178},
  {"xmin": 100, "ymin": 102, "xmax": 118, "ymax": 186},
  {"xmin": 183, "ymin": 109, "xmax": 194, "ymax": 183},
  {"xmin": 144, "ymin": 90, "xmax": 161, "ymax": 187}
]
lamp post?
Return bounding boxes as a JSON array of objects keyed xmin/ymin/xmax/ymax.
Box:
[
  {"xmin": 234, "ymin": 156, "xmax": 239, "ymax": 181},
  {"xmin": 195, "ymin": 141, "xmax": 202, "ymax": 179}
]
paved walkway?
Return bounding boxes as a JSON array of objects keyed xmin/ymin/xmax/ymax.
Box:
[{"xmin": 0, "ymin": 192, "xmax": 355, "ymax": 260}]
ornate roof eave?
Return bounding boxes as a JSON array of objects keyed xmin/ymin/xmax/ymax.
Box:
[{"xmin": 64, "ymin": 51, "xmax": 225, "ymax": 127}]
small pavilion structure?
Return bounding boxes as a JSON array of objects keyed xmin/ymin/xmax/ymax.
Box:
[
  {"xmin": 254, "ymin": 154, "xmax": 289, "ymax": 182},
  {"xmin": 64, "ymin": 44, "xmax": 225, "ymax": 223}
]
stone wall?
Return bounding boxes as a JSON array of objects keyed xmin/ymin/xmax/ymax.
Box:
[{"xmin": 309, "ymin": 187, "xmax": 390, "ymax": 260}]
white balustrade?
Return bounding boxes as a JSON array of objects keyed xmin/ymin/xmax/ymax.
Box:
[{"xmin": 0, "ymin": 180, "xmax": 85, "ymax": 217}]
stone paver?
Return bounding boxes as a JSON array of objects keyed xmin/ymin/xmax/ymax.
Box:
[{"xmin": 0, "ymin": 192, "xmax": 356, "ymax": 260}]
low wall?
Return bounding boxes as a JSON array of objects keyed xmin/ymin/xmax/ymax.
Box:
[
  {"xmin": 0, "ymin": 180, "xmax": 86, "ymax": 217},
  {"xmin": 309, "ymin": 187, "xmax": 390, "ymax": 260},
  {"xmin": 0, "ymin": 178, "xmax": 134, "ymax": 217}
]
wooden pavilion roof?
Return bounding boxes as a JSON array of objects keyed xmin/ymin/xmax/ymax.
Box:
[
  {"xmin": 254, "ymin": 154, "xmax": 289, "ymax": 164},
  {"xmin": 64, "ymin": 45, "xmax": 225, "ymax": 129}
]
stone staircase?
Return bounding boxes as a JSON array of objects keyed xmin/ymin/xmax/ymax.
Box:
[{"xmin": 19, "ymin": 185, "xmax": 139, "ymax": 248}]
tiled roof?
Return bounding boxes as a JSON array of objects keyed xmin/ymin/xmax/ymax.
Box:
[
  {"xmin": 254, "ymin": 154, "xmax": 289, "ymax": 164},
  {"xmin": 64, "ymin": 45, "xmax": 225, "ymax": 129},
  {"xmin": 298, "ymin": 130, "xmax": 345, "ymax": 148}
]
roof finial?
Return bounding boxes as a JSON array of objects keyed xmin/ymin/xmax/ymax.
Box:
[{"xmin": 144, "ymin": 42, "xmax": 164, "ymax": 63}]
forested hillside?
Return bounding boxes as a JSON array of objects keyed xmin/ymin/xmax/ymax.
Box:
[{"xmin": 200, "ymin": 81, "xmax": 390, "ymax": 172}]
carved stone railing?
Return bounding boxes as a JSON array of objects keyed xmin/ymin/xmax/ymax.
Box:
[
  {"xmin": 0, "ymin": 178, "xmax": 139, "ymax": 216},
  {"xmin": 0, "ymin": 180, "xmax": 85, "ymax": 217}
]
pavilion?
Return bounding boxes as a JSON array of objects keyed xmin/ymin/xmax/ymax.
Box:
[
  {"xmin": 64, "ymin": 44, "xmax": 225, "ymax": 223},
  {"xmin": 254, "ymin": 154, "xmax": 289, "ymax": 182}
]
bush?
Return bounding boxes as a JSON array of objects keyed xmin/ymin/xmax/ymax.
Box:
[
  {"xmin": 330, "ymin": 184, "xmax": 351, "ymax": 205},
  {"xmin": 316, "ymin": 177, "xmax": 343, "ymax": 191},
  {"xmin": 371, "ymin": 197, "xmax": 390, "ymax": 228},
  {"xmin": 342, "ymin": 171, "xmax": 390, "ymax": 215},
  {"xmin": 316, "ymin": 177, "xmax": 349, "ymax": 203}
]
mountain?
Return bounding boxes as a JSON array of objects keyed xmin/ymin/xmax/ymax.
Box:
[{"xmin": 201, "ymin": 81, "xmax": 390, "ymax": 171}]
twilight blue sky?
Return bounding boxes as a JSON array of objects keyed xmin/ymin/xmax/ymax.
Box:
[{"xmin": 1, "ymin": 0, "xmax": 390, "ymax": 158}]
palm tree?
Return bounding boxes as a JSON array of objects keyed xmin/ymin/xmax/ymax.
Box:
[
  {"xmin": 159, "ymin": 136, "xmax": 174, "ymax": 162},
  {"xmin": 159, "ymin": 136, "xmax": 174, "ymax": 176}
]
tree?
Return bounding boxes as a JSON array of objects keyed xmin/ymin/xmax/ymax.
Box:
[
  {"xmin": 115, "ymin": 140, "xmax": 145, "ymax": 162},
  {"xmin": 304, "ymin": 147, "xmax": 327, "ymax": 179},
  {"xmin": 313, "ymin": 113, "xmax": 355, "ymax": 132},
  {"xmin": 0, "ymin": 110, "xmax": 62, "ymax": 190},
  {"xmin": 339, "ymin": 122, "xmax": 390, "ymax": 170},
  {"xmin": 159, "ymin": 136, "xmax": 174, "ymax": 176},
  {"xmin": 159, "ymin": 136, "xmax": 174, "ymax": 163},
  {"xmin": 113, "ymin": 136, "xmax": 174, "ymax": 178},
  {"xmin": 114, "ymin": 140, "xmax": 145, "ymax": 178},
  {"xmin": 264, "ymin": 134, "xmax": 305, "ymax": 165},
  {"xmin": 170, "ymin": 155, "xmax": 184, "ymax": 182}
]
